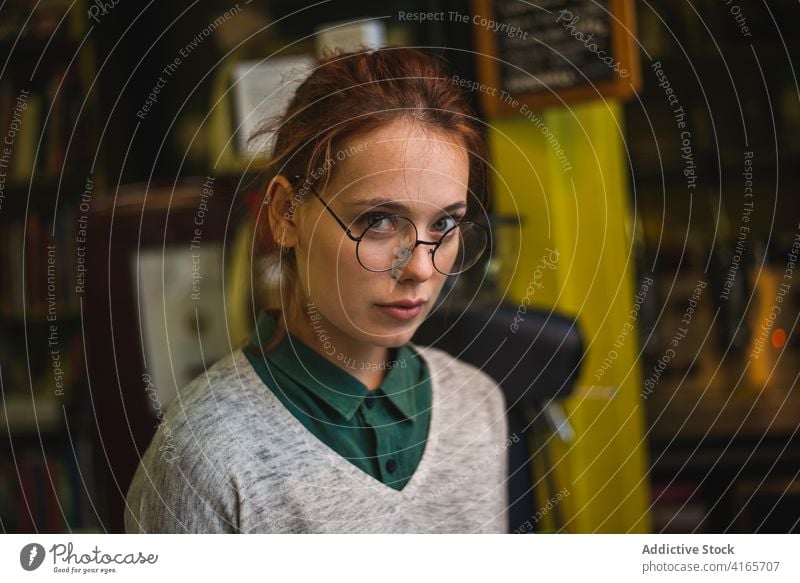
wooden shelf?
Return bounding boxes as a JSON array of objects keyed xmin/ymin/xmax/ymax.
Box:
[
  {"xmin": 1, "ymin": 395, "xmax": 63, "ymax": 434},
  {"xmin": 646, "ymin": 382, "xmax": 800, "ymax": 441}
]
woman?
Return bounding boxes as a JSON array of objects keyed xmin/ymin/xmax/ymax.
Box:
[{"xmin": 125, "ymin": 47, "xmax": 509, "ymax": 533}]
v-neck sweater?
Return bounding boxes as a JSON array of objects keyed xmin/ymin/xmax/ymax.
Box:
[
  {"xmin": 124, "ymin": 344, "xmax": 509, "ymax": 533},
  {"xmin": 243, "ymin": 309, "xmax": 432, "ymax": 491}
]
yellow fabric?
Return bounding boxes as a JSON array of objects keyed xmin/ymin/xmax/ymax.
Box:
[{"xmin": 488, "ymin": 100, "xmax": 651, "ymax": 533}]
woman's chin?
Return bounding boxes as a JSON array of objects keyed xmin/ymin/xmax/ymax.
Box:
[{"xmin": 364, "ymin": 327, "xmax": 418, "ymax": 348}]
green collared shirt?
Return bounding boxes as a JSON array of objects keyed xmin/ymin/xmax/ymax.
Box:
[{"xmin": 243, "ymin": 310, "xmax": 432, "ymax": 491}]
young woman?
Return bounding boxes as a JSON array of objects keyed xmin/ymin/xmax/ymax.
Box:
[{"xmin": 125, "ymin": 47, "xmax": 509, "ymax": 533}]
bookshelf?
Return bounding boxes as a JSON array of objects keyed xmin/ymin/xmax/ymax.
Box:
[{"xmin": 0, "ymin": 0, "xmax": 102, "ymax": 533}]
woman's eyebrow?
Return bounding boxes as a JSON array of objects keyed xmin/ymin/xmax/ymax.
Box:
[{"xmin": 350, "ymin": 198, "xmax": 467, "ymax": 213}]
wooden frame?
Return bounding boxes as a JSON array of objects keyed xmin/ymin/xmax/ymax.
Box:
[{"xmin": 472, "ymin": 0, "xmax": 641, "ymax": 115}]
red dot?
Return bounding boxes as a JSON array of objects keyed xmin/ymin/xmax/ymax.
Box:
[{"xmin": 771, "ymin": 328, "xmax": 787, "ymax": 350}]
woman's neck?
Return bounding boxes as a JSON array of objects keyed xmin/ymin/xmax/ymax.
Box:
[{"xmin": 284, "ymin": 307, "xmax": 393, "ymax": 391}]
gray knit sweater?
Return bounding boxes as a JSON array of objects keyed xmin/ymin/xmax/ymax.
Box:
[{"xmin": 124, "ymin": 344, "xmax": 509, "ymax": 533}]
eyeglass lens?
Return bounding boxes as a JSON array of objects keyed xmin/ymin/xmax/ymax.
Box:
[{"xmin": 355, "ymin": 216, "xmax": 487, "ymax": 276}]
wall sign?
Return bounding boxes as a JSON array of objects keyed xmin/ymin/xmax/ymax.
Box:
[{"xmin": 472, "ymin": 0, "xmax": 641, "ymax": 114}]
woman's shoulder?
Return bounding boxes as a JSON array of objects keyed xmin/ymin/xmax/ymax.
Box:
[
  {"xmin": 126, "ymin": 350, "xmax": 278, "ymax": 520},
  {"xmin": 156, "ymin": 349, "xmax": 272, "ymax": 444},
  {"xmin": 409, "ymin": 342, "xmax": 508, "ymax": 454},
  {"xmin": 408, "ymin": 342, "xmax": 506, "ymax": 405},
  {"xmin": 166, "ymin": 348, "xmax": 242, "ymax": 400}
]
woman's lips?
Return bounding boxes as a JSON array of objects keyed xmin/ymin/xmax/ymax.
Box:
[{"xmin": 375, "ymin": 302, "xmax": 424, "ymax": 320}]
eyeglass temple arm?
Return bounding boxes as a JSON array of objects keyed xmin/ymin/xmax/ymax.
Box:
[{"xmin": 288, "ymin": 175, "xmax": 360, "ymax": 241}]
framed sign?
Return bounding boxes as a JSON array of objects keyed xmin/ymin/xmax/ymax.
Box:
[
  {"xmin": 472, "ymin": 0, "xmax": 641, "ymax": 114},
  {"xmin": 132, "ymin": 244, "xmax": 229, "ymax": 415}
]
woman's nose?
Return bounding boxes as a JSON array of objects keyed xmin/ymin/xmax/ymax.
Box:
[{"xmin": 394, "ymin": 243, "xmax": 436, "ymax": 281}]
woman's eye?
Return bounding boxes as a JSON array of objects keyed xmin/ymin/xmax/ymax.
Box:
[
  {"xmin": 432, "ymin": 215, "xmax": 462, "ymax": 234},
  {"xmin": 358, "ymin": 213, "xmax": 396, "ymax": 232}
]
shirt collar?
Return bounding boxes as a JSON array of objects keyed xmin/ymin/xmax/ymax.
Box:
[{"xmin": 247, "ymin": 310, "xmax": 423, "ymax": 422}]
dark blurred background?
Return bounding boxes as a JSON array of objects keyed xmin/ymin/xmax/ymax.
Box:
[{"xmin": 1, "ymin": 0, "xmax": 798, "ymax": 533}]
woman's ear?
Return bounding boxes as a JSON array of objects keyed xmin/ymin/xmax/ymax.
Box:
[{"xmin": 266, "ymin": 175, "xmax": 301, "ymax": 249}]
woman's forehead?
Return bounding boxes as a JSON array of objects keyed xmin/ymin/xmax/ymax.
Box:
[
  {"xmin": 342, "ymin": 119, "xmax": 467, "ymax": 172},
  {"xmin": 331, "ymin": 169, "xmax": 468, "ymax": 213},
  {"xmin": 321, "ymin": 120, "xmax": 470, "ymax": 209},
  {"xmin": 336, "ymin": 147, "xmax": 467, "ymax": 191}
]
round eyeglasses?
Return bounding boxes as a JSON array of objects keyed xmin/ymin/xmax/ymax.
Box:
[{"xmin": 289, "ymin": 175, "xmax": 489, "ymax": 276}]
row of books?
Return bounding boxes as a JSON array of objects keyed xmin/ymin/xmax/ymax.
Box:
[
  {"xmin": 0, "ymin": 206, "xmax": 80, "ymax": 317},
  {"xmin": 0, "ymin": 65, "xmax": 89, "ymax": 185},
  {"xmin": 0, "ymin": 440, "xmax": 97, "ymax": 533}
]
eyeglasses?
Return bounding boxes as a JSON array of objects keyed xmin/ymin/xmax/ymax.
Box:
[{"xmin": 288, "ymin": 175, "xmax": 489, "ymax": 276}]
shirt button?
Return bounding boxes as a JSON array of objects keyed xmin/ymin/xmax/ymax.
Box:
[
  {"xmin": 364, "ymin": 396, "xmax": 375, "ymax": 409},
  {"xmin": 386, "ymin": 458, "xmax": 397, "ymax": 473}
]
